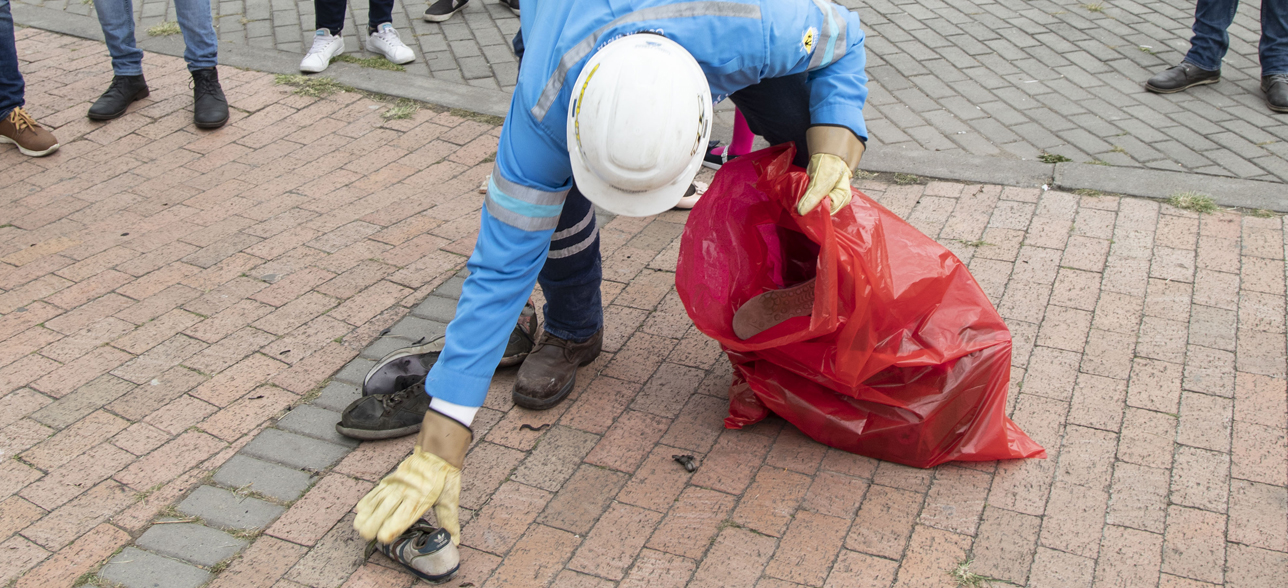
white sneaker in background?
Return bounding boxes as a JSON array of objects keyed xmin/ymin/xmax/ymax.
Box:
[
  {"xmin": 300, "ymin": 29, "xmax": 345, "ymax": 73},
  {"xmin": 367, "ymin": 23, "xmax": 416, "ymax": 65}
]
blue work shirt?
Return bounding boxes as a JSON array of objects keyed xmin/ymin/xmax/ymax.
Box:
[{"xmin": 425, "ymin": 0, "xmax": 870, "ymax": 408}]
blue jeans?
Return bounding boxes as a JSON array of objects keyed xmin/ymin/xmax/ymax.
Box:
[
  {"xmin": 0, "ymin": 0, "xmax": 22, "ymax": 118},
  {"xmin": 536, "ymin": 70, "xmax": 814, "ymax": 342},
  {"xmin": 1185, "ymin": 0, "xmax": 1288, "ymax": 75},
  {"xmin": 93, "ymin": 0, "xmax": 218, "ymax": 75},
  {"xmin": 314, "ymin": 0, "xmax": 393, "ymax": 35}
]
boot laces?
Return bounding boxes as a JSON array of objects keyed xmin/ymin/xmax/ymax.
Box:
[
  {"xmin": 381, "ymin": 381, "xmax": 422, "ymax": 409},
  {"xmin": 7, "ymin": 107, "xmax": 39, "ymax": 135},
  {"xmin": 192, "ymin": 71, "xmax": 220, "ymax": 100},
  {"xmin": 532, "ymin": 330, "xmax": 575, "ymax": 360},
  {"xmin": 1267, "ymin": 73, "xmax": 1288, "ymax": 85}
]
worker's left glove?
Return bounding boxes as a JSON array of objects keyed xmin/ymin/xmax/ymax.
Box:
[
  {"xmin": 354, "ymin": 409, "xmax": 470, "ymax": 545},
  {"xmin": 798, "ymin": 126, "xmax": 866, "ymax": 216}
]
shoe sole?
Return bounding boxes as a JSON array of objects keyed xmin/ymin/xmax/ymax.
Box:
[
  {"xmin": 1144, "ymin": 77, "xmax": 1218, "ymax": 94},
  {"xmin": 423, "ymin": 7, "xmax": 466, "ymax": 22},
  {"xmin": 364, "ymin": 337, "xmax": 448, "ymax": 394},
  {"xmin": 335, "ymin": 421, "xmax": 421, "ymax": 440},
  {"xmin": 1268, "ymin": 100, "xmax": 1288, "ymax": 113},
  {"xmin": 511, "ymin": 352, "xmax": 600, "ymax": 411},
  {"xmin": 701, "ymin": 161, "xmax": 723, "ymax": 170},
  {"xmin": 195, "ymin": 114, "xmax": 229, "ymax": 130},
  {"xmin": 731, "ymin": 278, "xmax": 817, "ymax": 340},
  {"xmin": 0, "ymin": 136, "xmax": 59, "ymax": 157},
  {"xmin": 87, "ymin": 88, "xmax": 150, "ymax": 121}
]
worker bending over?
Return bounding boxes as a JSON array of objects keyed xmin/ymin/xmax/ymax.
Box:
[{"xmin": 347, "ymin": 0, "xmax": 872, "ymax": 578}]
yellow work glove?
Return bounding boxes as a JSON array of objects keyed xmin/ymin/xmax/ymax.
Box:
[
  {"xmin": 797, "ymin": 126, "xmax": 866, "ymax": 216},
  {"xmin": 354, "ymin": 410, "xmax": 471, "ymax": 545}
]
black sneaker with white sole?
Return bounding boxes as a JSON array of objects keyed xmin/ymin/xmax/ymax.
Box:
[
  {"xmin": 424, "ymin": 0, "xmax": 469, "ymax": 22},
  {"xmin": 336, "ymin": 382, "xmax": 430, "ymax": 440},
  {"xmin": 361, "ymin": 300, "xmax": 537, "ymax": 397},
  {"xmin": 378, "ymin": 522, "xmax": 460, "ymax": 583},
  {"xmin": 501, "ymin": 0, "xmax": 518, "ymax": 15}
]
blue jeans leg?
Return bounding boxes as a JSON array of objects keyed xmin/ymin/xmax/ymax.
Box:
[
  {"xmin": 1185, "ymin": 0, "xmax": 1238, "ymax": 71},
  {"xmin": 1262, "ymin": 0, "xmax": 1288, "ymax": 75},
  {"xmin": 93, "ymin": 0, "xmax": 144, "ymax": 76},
  {"xmin": 173, "ymin": 0, "xmax": 217, "ymax": 70},
  {"xmin": 368, "ymin": 0, "xmax": 393, "ymax": 31},
  {"xmin": 728, "ymin": 72, "xmax": 813, "ymax": 168},
  {"xmin": 538, "ymin": 185, "xmax": 603, "ymax": 342},
  {"xmin": 0, "ymin": 0, "xmax": 23, "ymax": 118}
]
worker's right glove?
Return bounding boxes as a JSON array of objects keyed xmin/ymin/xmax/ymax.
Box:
[
  {"xmin": 798, "ymin": 125, "xmax": 866, "ymax": 216},
  {"xmin": 354, "ymin": 409, "xmax": 471, "ymax": 545}
]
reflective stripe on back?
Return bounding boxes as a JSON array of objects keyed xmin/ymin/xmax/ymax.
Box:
[
  {"xmin": 808, "ymin": 0, "xmax": 846, "ymax": 70},
  {"xmin": 529, "ymin": 1, "xmax": 762, "ymax": 123}
]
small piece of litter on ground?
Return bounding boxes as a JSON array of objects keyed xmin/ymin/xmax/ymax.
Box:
[
  {"xmin": 519, "ymin": 423, "xmax": 550, "ymax": 432},
  {"xmin": 673, "ymin": 455, "xmax": 698, "ymax": 472}
]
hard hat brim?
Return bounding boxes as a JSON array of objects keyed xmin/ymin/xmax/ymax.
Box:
[{"xmin": 568, "ymin": 141, "xmax": 705, "ymax": 217}]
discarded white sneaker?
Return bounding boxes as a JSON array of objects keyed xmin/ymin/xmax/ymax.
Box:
[
  {"xmin": 367, "ymin": 23, "xmax": 415, "ymax": 65},
  {"xmin": 300, "ymin": 29, "xmax": 344, "ymax": 73},
  {"xmin": 673, "ymin": 181, "xmax": 707, "ymax": 210}
]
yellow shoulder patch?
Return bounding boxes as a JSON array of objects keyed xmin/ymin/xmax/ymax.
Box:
[{"xmin": 802, "ymin": 27, "xmax": 817, "ymax": 54}]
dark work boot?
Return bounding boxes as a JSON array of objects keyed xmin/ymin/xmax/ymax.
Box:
[
  {"xmin": 1263, "ymin": 74, "xmax": 1288, "ymax": 113},
  {"xmin": 191, "ymin": 67, "xmax": 229, "ymax": 129},
  {"xmin": 512, "ymin": 329, "xmax": 602, "ymax": 410},
  {"xmin": 1145, "ymin": 62, "xmax": 1220, "ymax": 94},
  {"xmin": 336, "ymin": 382, "xmax": 431, "ymax": 440},
  {"xmin": 87, "ymin": 74, "xmax": 149, "ymax": 121}
]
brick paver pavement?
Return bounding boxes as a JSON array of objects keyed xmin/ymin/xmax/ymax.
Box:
[
  {"xmin": 16, "ymin": 0, "xmax": 1288, "ymax": 184},
  {"xmin": 5, "ymin": 30, "xmax": 1288, "ymax": 588}
]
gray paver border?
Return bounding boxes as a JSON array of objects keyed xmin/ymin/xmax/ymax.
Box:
[{"xmin": 15, "ymin": 2, "xmax": 1286, "ymax": 214}]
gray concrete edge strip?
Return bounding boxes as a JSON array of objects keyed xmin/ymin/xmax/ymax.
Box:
[{"xmin": 16, "ymin": 5, "xmax": 1285, "ymax": 212}]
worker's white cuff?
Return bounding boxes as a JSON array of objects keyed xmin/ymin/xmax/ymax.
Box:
[{"xmin": 429, "ymin": 397, "xmax": 480, "ymax": 427}]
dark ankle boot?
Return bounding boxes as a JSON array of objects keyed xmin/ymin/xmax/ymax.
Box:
[
  {"xmin": 191, "ymin": 67, "xmax": 229, "ymax": 129},
  {"xmin": 88, "ymin": 74, "xmax": 149, "ymax": 121},
  {"xmin": 1263, "ymin": 74, "xmax": 1288, "ymax": 113},
  {"xmin": 512, "ymin": 329, "xmax": 602, "ymax": 410}
]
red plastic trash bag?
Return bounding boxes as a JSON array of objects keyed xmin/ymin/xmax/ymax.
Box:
[{"xmin": 676, "ymin": 145, "xmax": 1045, "ymax": 468}]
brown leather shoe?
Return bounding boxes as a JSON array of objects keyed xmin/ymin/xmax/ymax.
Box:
[
  {"xmin": 0, "ymin": 107, "xmax": 59, "ymax": 157},
  {"xmin": 512, "ymin": 329, "xmax": 602, "ymax": 410}
]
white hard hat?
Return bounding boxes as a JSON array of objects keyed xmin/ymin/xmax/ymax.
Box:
[{"xmin": 567, "ymin": 34, "xmax": 712, "ymax": 217}]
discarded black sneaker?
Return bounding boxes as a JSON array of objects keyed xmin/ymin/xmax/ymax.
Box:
[
  {"xmin": 336, "ymin": 382, "xmax": 430, "ymax": 440},
  {"xmin": 378, "ymin": 522, "xmax": 460, "ymax": 584},
  {"xmin": 362, "ymin": 299, "xmax": 537, "ymax": 396}
]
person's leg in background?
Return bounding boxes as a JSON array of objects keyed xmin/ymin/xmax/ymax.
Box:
[
  {"xmin": 0, "ymin": 0, "xmax": 22, "ymax": 119},
  {"xmin": 365, "ymin": 0, "xmax": 415, "ymax": 66},
  {"xmin": 1144, "ymin": 0, "xmax": 1230, "ymax": 93},
  {"xmin": 1260, "ymin": 0, "xmax": 1288, "ymax": 111},
  {"xmin": 88, "ymin": 0, "xmax": 151, "ymax": 121},
  {"xmin": 512, "ymin": 185, "xmax": 603, "ymax": 410},
  {"xmin": 0, "ymin": 0, "xmax": 59, "ymax": 156},
  {"xmin": 1185, "ymin": 0, "xmax": 1238, "ymax": 71},
  {"xmin": 172, "ymin": 0, "xmax": 227, "ymax": 128},
  {"xmin": 728, "ymin": 72, "xmax": 813, "ymax": 168},
  {"xmin": 704, "ymin": 108, "xmax": 755, "ymax": 169},
  {"xmin": 301, "ymin": 0, "xmax": 347, "ymax": 73}
]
